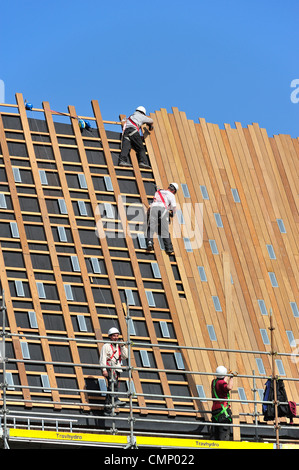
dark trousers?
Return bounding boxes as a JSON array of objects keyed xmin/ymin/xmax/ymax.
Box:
[
  {"xmin": 146, "ymin": 206, "xmax": 173, "ymax": 252},
  {"xmin": 210, "ymin": 408, "xmax": 232, "ymax": 441},
  {"xmin": 119, "ymin": 128, "xmax": 147, "ymax": 164},
  {"xmin": 105, "ymin": 370, "xmax": 120, "ymax": 405}
]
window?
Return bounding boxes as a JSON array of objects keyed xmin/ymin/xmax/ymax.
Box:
[
  {"xmin": 176, "ymin": 210, "xmax": 185, "ymax": 225},
  {"xmin": 28, "ymin": 311, "xmax": 38, "ymax": 328},
  {"xmin": 137, "ymin": 233, "xmax": 147, "ymax": 249},
  {"xmin": 98, "ymin": 378, "xmax": 107, "ymax": 396},
  {"xmin": 266, "ymin": 244, "xmax": 276, "ymax": 260},
  {"xmin": 212, "ymin": 296, "xmax": 222, "ymax": 312},
  {"xmin": 286, "ymin": 330, "xmax": 295, "ymax": 347},
  {"xmin": 174, "ymin": 352, "xmax": 185, "ymax": 370},
  {"xmin": 127, "ymin": 318, "xmax": 136, "ymax": 336},
  {"xmin": 181, "ymin": 183, "xmax": 190, "ymax": 198},
  {"xmin": 104, "ymin": 203, "xmax": 115, "ymax": 219},
  {"xmin": 71, "ymin": 255, "xmax": 80, "ymax": 272},
  {"xmin": 260, "ymin": 328, "xmax": 270, "ymax": 345},
  {"xmin": 0, "ymin": 193, "xmax": 7, "ymax": 209},
  {"xmin": 151, "ymin": 262, "xmax": 161, "ymax": 279},
  {"xmin": 214, "ymin": 213, "xmax": 223, "ymax": 228},
  {"xmin": 238, "ymin": 387, "xmax": 248, "ymax": 404},
  {"xmin": 6, "ymin": 372, "xmax": 15, "ymax": 391},
  {"xmin": 126, "ymin": 379, "xmax": 136, "ymax": 394},
  {"xmin": 231, "ymin": 188, "xmax": 241, "ymax": 203},
  {"xmin": 268, "ymin": 272, "xmax": 278, "ymax": 287},
  {"xmin": 255, "ymin": 358, "xmax": 266, "ymax": 375},
  {"xmin": 145, "ymin": 291, "xmax": 155, "ymax": 307},
  {"xmin": 39, "ymin": 170, "xmax": 48, "ymax": 185},
  {"xmin": 290, "ymin": 302, "xmax": 299, "ymax": 318},
  {"xmin": 12, "ymin": 167, "xmax": 22, "ymax": 183},
  {"xmin": 160, "ymin": 321, "xmax": 170, "ymax": 338},
  {"xmin": 104, "ymin": 176, "xmax": 113, "ymax": 191},
  {"xmin": 36, "ymin": 282, "xmax": 46, "ymax": 299},
  {"xmin": 200, "ymin": 185, "xmax": 209, "ymax": 200},
  {"xmin": 58, "ymin": 198, "xmax": 68, "ymax": 214},
  {"xmin": 78, "ymin": 200, "xmax": 88, "ymax": 216},
  {"xmin": 15, "ymin": 280, "xmax": 25, "ymax": 297},
  {"xmin": 140, "ymin": 350, "xmax": 150, "ymax": 367},
  {"xmin": 196, "ymin": 385, "xmax": 207, "ymax": 402},
  {"xmin": 258, "ymin": 299, "xmax": 268, "ymax": 316},
  {"xmin": 10, "ymin": 222, "xmax": 20, "ymax": 238},
  {"xmin": 20, "ymin": 341, "xmax": 30, "ymax": 359},
  {"xmin": 275, "ymin": 360, "xmax": 286, "ymax": 376},
  {"xmin": 90, "ymin": 257, "xmax": 101, "ymax": 274},
  {"xmin": 125, "ymin": 289, "xmax": 135, "ymax": 306},
  {"xmin": 277, "ymin": 219, "xmax": 286, "ymax": 234},
  {"xmin": 77, "ymin": 315, "xmax": 87, "ymax": 332},
  {"xmin": 41, "ymin": 374, "xmax": 51, "ymax": 392},
  {"xmin": 64, "ymin": 284, "xmax": 74, "ymax": 301},
  {"xmin": 78, "ymin": 173, "xmax": 87, "ymax": 189},
  {"xmin": 207, "ymin": 325, "xmax": 217, "ymax": 341},
  {"xmin": 57, "ymin": 226, "xmax": 67, "ymax": 242},
  {"xmin": 183, "ymin": 237, "xmax": 193, "ymax": 252},
  {"xmin": 209, "ymin": 239, "xmax": 219, "ymax": 255},
  {"xmin": 198, "ymin": 266, "xmax": 207, "ymax": 282}
]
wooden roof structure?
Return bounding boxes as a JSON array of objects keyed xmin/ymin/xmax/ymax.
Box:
[{"xmin": 0, "ymin": 93, "xmax": 298, "ymax": 438}]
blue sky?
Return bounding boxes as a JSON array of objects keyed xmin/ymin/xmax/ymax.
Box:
[{"xmin": 1, "ymin": 0, "xmax": 299, "ymax": 137}]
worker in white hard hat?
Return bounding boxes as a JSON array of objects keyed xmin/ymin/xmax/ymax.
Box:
[
  {"xmin": 210, "ymin": 365, "xmax": 234, "ymax": 441},
  {"xmin": 118, "ymin": 106, "xmax": 153, "ymax": 168},
  {"xmin": 146, "ymin": 182, "xmax": 178, "ymax": 255},
  {"xmin": 99, "ymin": 327, "xmax": 128, "ymax": 412}
]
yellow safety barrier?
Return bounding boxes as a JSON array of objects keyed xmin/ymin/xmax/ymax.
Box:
[{"xmin": 8, "ymin": 428, "xmax": 281, "ymax": 449}]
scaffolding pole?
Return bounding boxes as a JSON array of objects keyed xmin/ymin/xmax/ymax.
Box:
[{"xmin": 0, "ymin": 300, "xmax": 298, "ymax": 448}]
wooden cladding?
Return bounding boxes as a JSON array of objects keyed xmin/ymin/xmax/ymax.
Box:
[{"xmin": 0, "ymin": 95, "xmax": 298, "ymax": 425}]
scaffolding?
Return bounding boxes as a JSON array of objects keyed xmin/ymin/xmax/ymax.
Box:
[{"xmin": 0, "ymin": 294, "xmax": 298, "ymax": 450}]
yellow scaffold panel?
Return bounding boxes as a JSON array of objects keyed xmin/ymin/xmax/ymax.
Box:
[
  {"xmin": 9, "ymin": 428, "xmax": 276, "ymax": 449},
  {"xmin": 9, "ymin": 428, "xmax": 128, "ymax": 445},
  {"xmin": 136, "ymin": 435, "xmax": 274, "ymax": 449}
]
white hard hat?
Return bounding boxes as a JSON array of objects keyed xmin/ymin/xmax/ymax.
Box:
[
  {"xmin": 169, "ymin": 182, "xmax": 179, "ymax": 192},
  {"xmin": 136, "ymin": 106, "xmax": 146, "ymax": 115},
  {"xmin": 216, "ymin": 366, "xmax": 227, "ymax": 378},
  {"xmin": 108, "ymin": 327, "xmax": 120, "ymax": 336}
]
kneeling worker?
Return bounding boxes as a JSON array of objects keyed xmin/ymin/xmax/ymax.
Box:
[
  {"xmin": 146, "ymin": 182, "xmax": 178, "ymax": 255},
  {"xmin": 99, "ymin": 327, "xmax": 128, "ymax": 411},
  {"xmin": 119, "ymin": 106, "xmax": 153, "ymax": 168},
  {"xmin": 210, "ymin": 365, "xmax": 234, "ymax": 441}
]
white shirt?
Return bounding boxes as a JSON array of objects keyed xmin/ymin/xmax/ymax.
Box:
[
  {"xmin": 100, "ymin": 342, "xmax": 128, "ymax": 374},
  {"xmin": 151, "ymin": 189, "xmax": 176, "ymax": 211}
]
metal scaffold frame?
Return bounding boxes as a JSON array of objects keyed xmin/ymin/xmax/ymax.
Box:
[{"xmin": 0, "ymin": 294, "xmax": 298, "ymax": 449}]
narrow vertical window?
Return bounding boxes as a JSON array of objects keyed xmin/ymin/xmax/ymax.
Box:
[
  {"xmin": 10, "ymin": 222, "xmax": 20, "ymax": 238},
  {"xmin": 39, "ymin": 170, "xmax": 48, "ymax": 185},
  {"xmin": 64, "ymin": 284, "xmax": 74, "ymax": 301},
  {"xmin": 181, "ymin": 183, "xmax": 190, "ymax": 198},
  {"xmin": 78, "ymin": 173, "xmax": 87, "ymax": 189},
  {"xmin": 36, "ymin": 282, "xmax": 46, "ymax": 299},
  {"xmin": 58, "ymin": 198, "xmax": 68, "ymax": 214}
]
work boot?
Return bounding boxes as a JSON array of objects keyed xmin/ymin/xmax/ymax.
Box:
[
  {"xmin": 146, "ymin": 241, "xmax": 153, "ymax": 251},
  {"xmin": 139, "ymin": 162, "xmax": 151, "ymax": 169},
  {"xmin": 119, "ymin": 160, "xmax": 132, "ymax": 167}
]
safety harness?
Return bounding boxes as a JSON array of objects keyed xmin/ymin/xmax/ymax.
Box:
[
  {"xmin": 212, "ymin": 379, "xmax": 231, "ymax": 421},
  {"xmin": 122, "ymin": 116, "xmax": 140, "ymax": 139},
  {"xmin": 106, "ymin": 344, "xmax": 122, "ymax": 368}
]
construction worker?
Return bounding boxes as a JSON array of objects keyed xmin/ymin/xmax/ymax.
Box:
[
  {"xmin": 210, "ymin": 366, "xmax": 234, "ymax": 441},
  {"xmin": 118, "ymin": 106, "xmax": 153, "ymax": 168},
  {"xmin": 146, "ymin": 183, "xmax": 178, "ymax": 255},
  {"xmin": 99, "ymin": 327, "xmax": 128, "ymax": 412}
]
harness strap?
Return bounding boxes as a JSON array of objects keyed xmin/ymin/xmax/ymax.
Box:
[
  {"xmin": 106, "ymin": 344, "xmax": 121, "ymax": 366},
  {"xmin": 212, "ymin": 379, "xmax": 231, "ymax": 421},
  {"xmin": 157, "ymin": 190, "xmax": 168, "ymax": 210}
]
